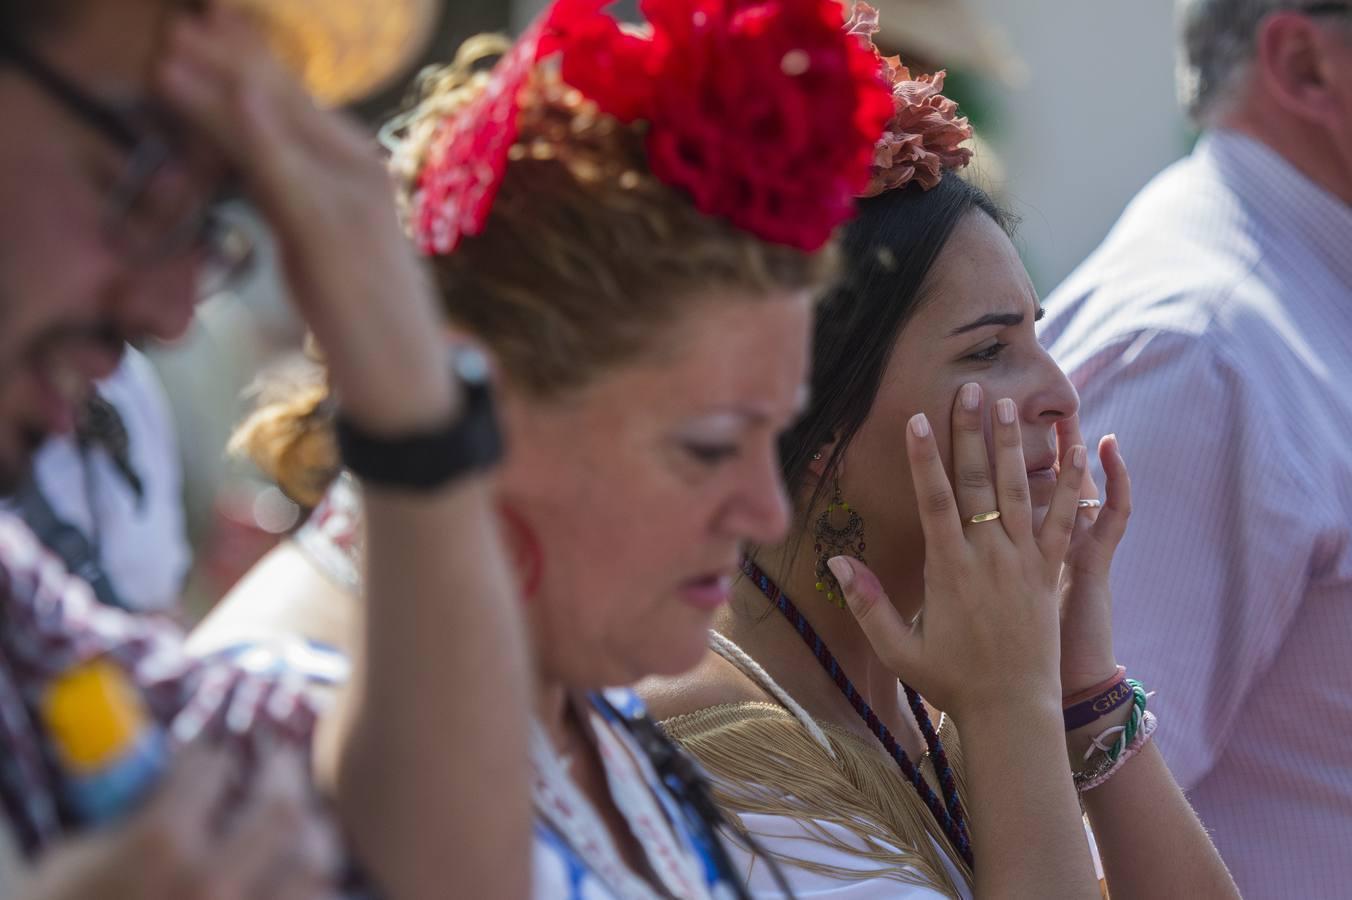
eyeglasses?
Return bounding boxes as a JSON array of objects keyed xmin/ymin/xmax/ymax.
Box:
[{"xmin": 0, "ymin": 36, "xmax": 254, "ymax": 295}]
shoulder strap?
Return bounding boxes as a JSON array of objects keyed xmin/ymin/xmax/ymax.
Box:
[
  {"xmin": 708, "ymin": 631, "xmax": 837, "ymax": 760},
  {"xmin": 13, "ymin": 481, "xmax": 126, "ymax": 611}
]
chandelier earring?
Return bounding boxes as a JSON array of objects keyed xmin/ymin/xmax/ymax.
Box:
[{"xmin": 813, "ymin": 478, "xmax": 866, "ymax": 609}]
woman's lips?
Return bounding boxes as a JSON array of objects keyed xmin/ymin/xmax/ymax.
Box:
[
  {"xmin": 678, "ymin": 573, "xmax": 734, "ymax": 611},
  {"xmin": 1027, "ymin": 466, "xmax": 1058, "ymax": 507}
]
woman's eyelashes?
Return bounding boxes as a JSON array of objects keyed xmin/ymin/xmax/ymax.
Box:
[{"xmin": 965, "ymin": 341, "xmax": 1008, "ymax": 364}]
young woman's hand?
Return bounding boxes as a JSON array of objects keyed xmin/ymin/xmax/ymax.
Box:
[
  {"xmin": 1053, "ymin": 415, "xmax": 1132, "ymax": 695},
  {"xmin": 828, "ymin": 383, "xmax": 1088, "ymax": 722},
  {"xmin": 154, "ymin": 8, "xmax": 459, "ymax": 435}
]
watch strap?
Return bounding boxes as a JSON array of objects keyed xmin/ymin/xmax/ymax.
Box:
[{"xmin": 335, "ymin": 350, "xmax": 503, "ymax": 490}]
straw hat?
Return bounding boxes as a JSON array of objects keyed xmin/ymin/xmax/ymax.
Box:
[
  {"xmin": 870, "ymin": 0, "xmax": 1028, "ymax": 86},
  {"xmin": 225, "ymin": 0, "xmax": 441, "ymax": 105}
]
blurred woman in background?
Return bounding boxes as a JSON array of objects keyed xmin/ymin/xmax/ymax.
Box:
[{"xmin": 194, "ymin": 0, "xmax": 895, "ymax": 895}]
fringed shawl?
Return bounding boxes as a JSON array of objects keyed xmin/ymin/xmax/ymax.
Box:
[{"xmin": 661, "ymin": 700, "xmax": 973, "ymax": 898}]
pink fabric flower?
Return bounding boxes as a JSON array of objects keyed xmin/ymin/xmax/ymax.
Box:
[{"xmin": 845, "ymin": 1, "xmax": 975, "ymax": 196}]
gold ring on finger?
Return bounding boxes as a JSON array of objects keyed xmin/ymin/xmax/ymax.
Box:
[
  {"xmin": 1077, "ymin": 499, "xmax": 1103, "ymax": 510},
  {"xmin": 966, "ymin": 510, "xmax": 1002, "ymax": 526}
]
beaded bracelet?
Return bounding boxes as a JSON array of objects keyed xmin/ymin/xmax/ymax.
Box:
[{"xmin": 1076, "ymin": 710, "xmax": 1157, "ymax": 792}]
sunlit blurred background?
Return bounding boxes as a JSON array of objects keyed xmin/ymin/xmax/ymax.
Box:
[{"xmin": 155, "ymin": 0, "xmax": 1195, "ymax": 617}]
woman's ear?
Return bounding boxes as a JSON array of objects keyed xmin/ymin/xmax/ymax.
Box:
[{"xmin": 496, "ymin": 499, "xmax": 543, "ymax": 600}]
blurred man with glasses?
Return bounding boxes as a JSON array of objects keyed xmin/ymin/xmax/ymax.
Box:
[
  {"xmin": 0, "ymin": 2, "xmax": 529, "ymax": 898},
  {"xmin": 1040, "ymin": 3, "xmax": 1352, "ymax": 895},
  {"xmin": 0, "ymin": 15, "xmax": 244, "ymax": 619},
  {"xmin": 0, "ymin": 11, "xmax": 250, "ymax": 494}
]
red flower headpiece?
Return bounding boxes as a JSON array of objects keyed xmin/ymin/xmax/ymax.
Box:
[
  {"xmin": 412, "ymin": 0, "xmax": 894, "ymax": 254},
  {"xmin": 845, "ymin": 2, "xmax": 974, "ymax": 196}
]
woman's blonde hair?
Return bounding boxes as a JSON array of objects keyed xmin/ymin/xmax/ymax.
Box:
[{"xmin": 234, "ymin": 35, "xmax": 839, "ymax": 505}]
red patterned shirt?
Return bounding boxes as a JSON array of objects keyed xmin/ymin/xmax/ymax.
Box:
[{"xmin": 0, "ymin": 512, "xmax": 317, "ymax": 857}]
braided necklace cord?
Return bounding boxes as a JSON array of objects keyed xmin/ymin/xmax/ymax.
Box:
[{"xmin": 741, "ymin": 558, "xmax": 974, "ymax": 870}]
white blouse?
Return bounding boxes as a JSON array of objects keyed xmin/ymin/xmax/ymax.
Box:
[{"xmin": 728, "ymin": 813, "xmax": 966, "ymax": 898}]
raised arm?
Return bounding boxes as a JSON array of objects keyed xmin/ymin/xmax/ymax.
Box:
[
  {"xmin": 834, "ymin": 385, "xmax": 1101, "ymax": 899},
  {"xmin": 157, "ymin": 11, "xmax": 531, "ymax": 899},
  {"xmin": 1049, "ymin": 359, "xmax": 1249, "ymax": 897}
]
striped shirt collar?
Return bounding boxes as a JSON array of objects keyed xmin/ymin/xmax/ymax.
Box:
[{"xmin": 1200, "ymin": 129, "xmax": 1352, "ymax": 289}]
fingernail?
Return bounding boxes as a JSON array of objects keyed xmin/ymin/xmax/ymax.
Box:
[
  {"xmin": 996, "ymin": 398, "xmax": 1016, "ymax": 425},
  {"xmin": 827, "ymin": 556, "xmax": 854, "ymax": 589},
  {"xmin": 1072, "ymin": 445, "xmax": 1088, "ymax": 469},
  {"xmin": 960, "ymin": 382, "xmax": 981, "ymax": 411},
  {"xmin": 909, "ymin": 413, "xmax": 931, "ymax": 438}
]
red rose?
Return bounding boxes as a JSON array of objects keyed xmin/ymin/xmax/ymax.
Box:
[
  {"xmin": 637, "ymin": 0, "xmax": 891, "ymax": 250},
  {"xmin": 545, "ymin": 0, "xmax": 657, "ymax": 123},
  {"xmin": 415, "ymin": 0, "xmax": 895, "ymax": 256}
]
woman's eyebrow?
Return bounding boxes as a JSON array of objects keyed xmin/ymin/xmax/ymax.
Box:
[{"xmin": 948, "ymin": 311, "xmax": 1024, "ymax": 336}]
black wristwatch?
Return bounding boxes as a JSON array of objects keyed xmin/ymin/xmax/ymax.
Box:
[{"xmin": 335, "ymin": 346, "xmax": 504, "ymax": 490}]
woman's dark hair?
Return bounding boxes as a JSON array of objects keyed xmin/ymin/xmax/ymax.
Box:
[
  {"xmin": 0, "ymin": 2, "xmax": 70, "ymax": 41},
  {"xmin": 779, "ymin": 172, "xmax": 1014, "ymax": 527}
]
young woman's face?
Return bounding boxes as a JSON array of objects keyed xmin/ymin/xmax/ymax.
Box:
[
  {"xmin": 502, "ymin": 289, "xmax": 814, "ymax": 689},
  {"xmin": 836, "ymin": 210, "xmax": 1079, "ymax": 598}
]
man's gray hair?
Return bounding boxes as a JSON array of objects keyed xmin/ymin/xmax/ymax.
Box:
[{"xmin": 1178, "ymin": 0, "xmax": 1304, "ymax": 120}]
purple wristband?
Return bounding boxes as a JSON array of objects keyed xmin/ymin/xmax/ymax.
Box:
[{"xmin": 1063, "ymin": 678, "xmax": 1132, "ymax": 731}]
